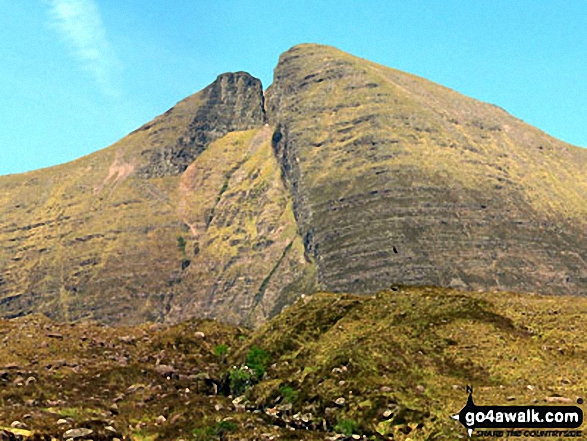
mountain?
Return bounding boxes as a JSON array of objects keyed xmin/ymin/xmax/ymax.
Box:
[
  {"xmin": 1, "ymin": 44, "xmax": 587, "ymax": 326},
  {"xmin": 266, "ymin": 44, "xmax": 587, "ymax": 295},
  {"xmin": 0, "ymin": 72, "xmax": 315, "ymax": 326}
]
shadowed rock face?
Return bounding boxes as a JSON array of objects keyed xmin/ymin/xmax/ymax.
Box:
[
  {"xmin": 266, "ymin": 44, "xmax": 587, "ymax": 297},
  {"xmin": 138, "ymin": 72, "xmax": 267, "ymax": 178},
  {"xmin": 0, "ymin": 44, "xmax": 587, "ymax": 326}
]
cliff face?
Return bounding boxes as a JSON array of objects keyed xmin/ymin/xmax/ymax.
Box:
[
  {"xmin": 0, "ymin": 44, "xmax": 586, "ymax": 326},
  {"xmin": 267, "ymin": 44, "xmax": 587, "ymax": 296}
]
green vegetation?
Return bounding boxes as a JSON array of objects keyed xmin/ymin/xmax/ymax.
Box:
[
  {"xmin": 235, "ymin": 286, "xmax": 587, "ymax": 440},
  {"xmin": 3, "ymin": 42, "xmax": 587, "ymax": 332},
  {"xmin": 0, "ymin": 109, "xmax": 315, "ymax": 328},
  {"xmin": 219, "ymin": 178, "xmax": 230, "ymax": 197},
  {"xmin": 254, "ymin": 241, "xmax": 294, "ymax": 306},
  {"xmin": 245, "ymin": 345, "xmax": 270, "ymax": 380},
  {"xmin": 266, "ymin": 43, "xmax": 587, "ymax": 302},
  {"xmin": 214, "ymin": 420, "xmax": 237, "ymax": 434},
  {"xmin": 177, "ymin": 235, "xmax": 187, "ymax": 255},
  {"xmin": 191, "ymin": 420, "xmax": 237, "ymax": 440},
  {"xmin": 226, "ymin": 346, "xmax": 269, "ymax": 395},
  {"xmin": 335, "ymin": 418, "xmax": 360, "ymax": 436},
  {"xmin": 228, "ymin": 366, "xmax": 254, "ymax": 396},
  {"xmin": 279, "ymin": 385, "xmax": 298, "ymax": 404},
  {"xmin": 0, "ymin": 287, "xmax": 583, "ymax": 439},
  {"xmin": 1, "ymin": 43, "xmax": 587, "ymax": 441},
  {"xmin": 214, "ymin": 343, "xmax": 229, "ymax": 357}
]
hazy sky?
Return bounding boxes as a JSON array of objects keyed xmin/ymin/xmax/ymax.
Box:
[{"xmin": 2, "ymin": 1, "xmax": 586, "ymax": 175}]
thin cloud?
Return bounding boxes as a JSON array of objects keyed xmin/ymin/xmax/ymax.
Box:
[{"xmin": 48, "ymin": 0, "xmax": 121, "ymax": 98}]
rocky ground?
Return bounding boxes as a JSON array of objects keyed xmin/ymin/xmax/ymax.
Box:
[{"xmin": 0, "ymin": 286, "xmax": 584, "ymax": 440}]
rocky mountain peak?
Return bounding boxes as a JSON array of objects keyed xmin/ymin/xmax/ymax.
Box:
[
  {"xmin": 137, "ymin": 71, "xmax": 266, "ymax": 178},
  {"xmin": 266, "ymin": 43, "xmax": 587, "ymax": 297}
]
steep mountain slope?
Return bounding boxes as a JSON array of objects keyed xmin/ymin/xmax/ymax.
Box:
[
  {"xmin": 267, "ymin": 43, "xmax": 587, "ymax": 296},
  {"xmin": 1, "ymin": 43, "xmax": 587, "ymax": 326},
  {"xmin": 0, "ymin": 72, "xmax": 315, "ymax": 326}
]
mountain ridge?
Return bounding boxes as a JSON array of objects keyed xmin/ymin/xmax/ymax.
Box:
[{"xmin": 267, "ymin": 43, "xmax": 587, "ymax": 295}]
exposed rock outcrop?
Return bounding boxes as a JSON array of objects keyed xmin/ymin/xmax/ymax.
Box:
[{"xmin": 137, "ymin": 71, "xmax": 266, "ymax": 178}]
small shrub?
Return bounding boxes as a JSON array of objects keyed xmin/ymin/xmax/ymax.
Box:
[
  {"xmin": 228, "ymin": 366, "xmax": 254, "ymax": 396},
  {"xmin": 191, "ymin": 420, "xmax": 236, "ymax": 441},
  {"xmin": 246, "ymin": 345, "xmax": 269, "ymax": 380},
  {"xmin": 219, "ymin": 179, "xmax": 229, "ymax": 195},
  {"xmin": 177, "ymin": 236, "xmax": 186, "ymax": 255},
  {"xmin": 279, "ymin": 385, "xmax": 298, "ymax": 404},
  {"xmin": 191, "ymin": 427, "xmax": 214, "ymax": 440},
  {"xmin": 214, "ymin": 344, "xmax": 229, "ymax": 357},
  {"xmin": 335, "ymin": 418, "xmax": 359, "ymax": 436},
  {"xmin": 214, "ymin": 420, "xmax": 237, "ymax": 435}
]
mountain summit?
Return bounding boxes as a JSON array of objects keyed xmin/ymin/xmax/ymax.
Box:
[{"xmin": 1, "ymin": 44, "xmax": 586, "ymax": 325}]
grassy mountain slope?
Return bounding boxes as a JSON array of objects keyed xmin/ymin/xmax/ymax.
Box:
[
  {"xmin": 0, "ymin": 73, "xmax": 314, "ymax": 326},
  {"xmin": 241, "ymin": 287, "xmax": 586, "ymax": 439},
  {"xmin": 267, "ymin": 43, "xmax": 587, "ymax": 296},
  {"xmin": 166, "ymin": 126, "xmax": 315, "ymax": 325},
  {"xmin": 0, "ymin": 287, "xmax": 583, "ymax": 440}
]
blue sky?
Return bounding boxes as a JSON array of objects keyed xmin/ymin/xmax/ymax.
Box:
[{"xmin": 2, "ymin": 1, "xmax": 586, "ymax": 175}]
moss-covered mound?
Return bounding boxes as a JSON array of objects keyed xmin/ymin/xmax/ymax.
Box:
[{"xmin": 0, "ymin": 286, "xmax": 584, "ymax": 440}]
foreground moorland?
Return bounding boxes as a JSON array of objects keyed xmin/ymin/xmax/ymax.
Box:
[{"xmin": 0, "ymin": 286, "xmax": 583, "ymax": 440}]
